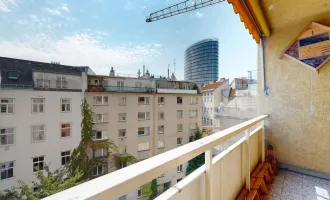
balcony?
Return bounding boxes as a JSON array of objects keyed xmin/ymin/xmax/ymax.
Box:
[
  {"xmin": 157, "ymin": 88, "xmax": 198, "ymax": 94},
  {"xmin": 104, "ymin": 86, "xmax": 154, "ymax": 93},
  {"xmin": 34, "ymin": 79, "xmax": 76, "ymax": 91},
  {"xmin": 88, "ymin": 84, "xmax": 104, "ymax": 92},
  {"xmin": 44, "ymin": 115, "xmax": 271, "ymax": 200}
]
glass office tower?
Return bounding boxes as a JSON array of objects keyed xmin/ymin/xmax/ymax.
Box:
[{"xmin": 184, "ymin": 38, "xmax": 219, "ymax": 84}]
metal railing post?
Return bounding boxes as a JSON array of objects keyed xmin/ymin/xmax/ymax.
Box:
[
  {"xmin": 245, "ymin": 129, "xmax": 250, "ymax": 190},
  {"xmin": 205, "ymin": 149, "xmax": 213, "ymax": 200}
]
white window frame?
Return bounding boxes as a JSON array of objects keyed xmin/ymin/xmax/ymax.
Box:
[
  {"xmin": 93, "ymin": 96, "xmax": 108, "ymax": 105},
  {"xmin": 118, "ymin": 129, "xmax": 126, "ymax": 138},
  {"xmin": 158, "ymin": 125, "xmax": 164, "ymax": 134},
  {"xmin": 93, "ymin": 113, "xmax": 108, "ymax": 123},
  {"xmin": 93, "ymin": 131, "xmax": 107, "ymax": 140},
  {"xmin": 177, "ymin": 110, "xmax": 183, "ymax": 119},
  {"xmin": 60, "ymin": 98, "xmax": 71, "ymax": 112},
  {"xmin": 36, "ymin": 75, "xmax": 49, "ymax": 88},
  {"xmin": 32, "ymin": 98, "xmax": 45, "ymax": 113},
  {"xmin": 137, "ymin": 189, "xmax": 142, "ymax": 198},
  {"xmin": 158, "ymin": 140, "xmax": 165, "ymax": 149},
  {"xmin": 177, "ymin": 137, "xmax": 183, "ymax": 146},
  {"xmin": 138, "ymin": 112, "xmax": 150, "ymax": 120},
  {"xmin": 138, "ymin": 97, "xmax": 150, "ymax": 105},
  {"xmin": 60, "ymin": 123, "xmax": 71, "ymax": 138},
  {"xmin": 32, "ymin": 156, "xmax": 44, "ymax": 172},
  {"xmin": 92, "ymin": 165, "xmax": 105, "ymax": 176},
  {"xmin": 94, "ymin": 148, "xmax": 108, "ymax": 158},
  {"xmin": 56, "ymin": 76, "xmax": 67, "ymax": 89},
  {"xmin": 0, "ymin": 128, "xmax": 15, "ymax": 146},
  {"xmin": 189, "ymin": 110, "xmax": 198, "ymax": 118},
  {"xmin": 190, "ymin": 96, "xmax": 198, "ymax": 104},
  {"xmin": 177, "ymin": 164, "xmax": 183, "ymax": 172},
  {"xmin": 1, "ymin": 98, "xmax": 14, "ymax": 114},
  {"xmin": 177, "ymin": 97, "xmax": 183, "ymax": 104},
  {"xmin": 31, "ymin": 125, "xmax": 45, "ymax": 142},
  {"xmin": 119, "ymin": 96, "xmax": 127, "ymax": 106},
  {"xmin": 177, "ymin": 124, "xmax": 183, "ymax": 132},
  {"xmin": 61, "ymin": 151, "xmax": 70, "ymax": 165},
  {"xmin": 117, "ymin": 81, "xmax": 124, "ymax": 91},
  {"xmin": 0, "ymin": 161, "xmax": 14, "ymax": 180},
  {"xmin": 158, "ymin": 96, "xmax": 165, "ymax": 104},
  {"xmin": 138, "ymin": 127, "xmax": 150, "ymax": 136},
  {"xmin": 138, "ymin": 141, "xmax": 150, "ymax": 151},
  {"xmin": 118, "ymin": 113, "xmax": 127, "ymax": 122},
  {"xmin": 158, "ymin": 111, "xmax": 165, "ymax": 120}
]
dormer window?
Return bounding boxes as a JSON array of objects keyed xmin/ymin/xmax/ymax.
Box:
[{"xmin": 7, "ymin": 71, "xmax": 19, "ymax": 80}]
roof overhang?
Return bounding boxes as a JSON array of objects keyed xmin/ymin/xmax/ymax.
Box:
[{"xmin": 227, "ymin": 0, "xmax": 270, "ymax": 44}]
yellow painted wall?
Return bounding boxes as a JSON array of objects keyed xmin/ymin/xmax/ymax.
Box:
[{"xmin": 258, "ymin": 0, "xmax": 330, "ymax": 173}]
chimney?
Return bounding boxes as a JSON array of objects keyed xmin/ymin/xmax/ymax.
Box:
[
  {"xmin": 168, "ymin": 64, "xmax": 170, "ymax": 79},
  {"xmin": 143, "ymin": 65, "xmax": 145, "ymax": 76},
  {"xmin": 137, "ymin": 69, "xmax": 141, "ymax": 78},
  {"xmin": 109, "ymin": 67, "xmax": 115, "ymax": 77}
]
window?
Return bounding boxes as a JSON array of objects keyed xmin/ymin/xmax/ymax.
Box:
[
  {"xmin": 138, "ymin": 127, "xmax": 150, "ymax": 136},
  {"xmin": 1, "ymin": 98, "xmax": 14, "ymax": 114},
  {"xmin": 158, "ymin": 111, "xmax": 165, "ymax": 120},
  {"xmin": 93, "ymin": 131, "xmax": 107, "ymax": 140},
  {"xmin": 203, "ymin": 118, "xmax": 206, "ymax": 124},
  {"xmin": 138, "ymin": 112, "xmax": 150, "ymax": 120},
  {"xmin": 0, "ymin": 161, "xmax": 14, "ymax": 180},
  {"xmin": 7, "ymin": 71, "xmax": 19, "ymax": 80},
  {"xmin": 158, "ymin": 97, "xmax": 165, "ymax": 104},
  {"xmin": 138, "ymin": 141, "xmax": 150, "ymax": 151},
  {"xmin": 177, "ymin": 124, "xmax": 183, "ymax": 132},
  {"xmin": 56, "ymin": 76, "xmax": 67, "ymax": 89},
  {"xmin": 119, "ymin": 162, "xmax": 127, "ymax": 169},
  {"xmin": 158, "ymin": 125, "xmax": 164, "ymax": 134},
  {"xmin": 36, "ymin": 75, "xmax": 49, "ymax": 88},
  {"xmin": 32, "ymin": 98, "xmax": 45, "ymax": 113},
  {"xmin": 0, "ymin": 128, "xmax": 14, "ymax": 146},
  {"xmin": 93, "ymin": 96, "xmax": 108, "ymax": 105},
  {"xmin": 33, "ymin": 156, "xmax": 44, "ymax": 172},
  {"xmin": 206, "ymin": 118, "xmax": 209, "ymax": 125},
  {"xmin": 177, "ymin": 178, "xmax": 182, "ymax": 183},
  {"xmin": 177, "ymin": 97, "xmax": 183, "ymax": 104},
  {"xmin": 31, "ymin": 125, "xmax": 44, "ymax": 142},
  {"xmin": 118, "ymin": 129, "xmax": 126, "ymax": 138},
  {"xmin": 177, "ymin": 110, "xmax": 183, "ymax": 118},
  {"xmin": 177, "ymin": 164, "xmax": 183, "ymax": 172},
  {"xmin": 138, "ymin": 97, "xmax": 149, "ymax": 105},
  {"xmin": 61, "ymin": 123, "xmax": 71, "ymax": 137},
  {"xmin": 189, "ymin": 123, "xmax": 198, "ymax": 130},
  {"xmin": 138, "ymin": 189, "xmax": 142, "ymax": 198},
  {"xmin": 158, "ymin": 140, "xmax": 165, "ymax": 149},
  {"xmin": 190, "ymin": 96, "xmax": 198, "ymax": 104},
  {"xmin": 92, "ymin": 165, "xmax": 105, "ymax": 176},
  {"xmin": 177, "ymin": 137, "xmax": 183, "ymax": 146},
  {"xmin": 118, "ymin": 195, "xmax": 127, "ymax": 200},
  {"xmin": 93, "ymin": 113, "xmax": 108, "ymax": 123},
  {"xmin": 117, "ymin": 81, "xmax": 124, "ymax": 91},
  {"xmin": 118, "ymin": 113, "xmax": 127, "ymax": 121},
  {"xmin": 189, "ymin": 110, "xmax": 198, "ymax": 118},
  {"xmin": 60, "ymin": 99, "xmax": 71, "ymax": 112},
  {"xmin": 163, "ymin": 182, "xmax": 171, "ymax": 191},
  {"xmin": 94, "ymin": 148, "xmax": 108, "ymax": 158},
  {"xmin": 61, "ymin": 151, "xmax": 70, "ymax": 165},
  {"xmin": 119, "ymin": 97, "xmax": 126, "ymax": 106},
  {"xmin": 210, "ymin": 119, "xmax": 213, "ymax": 125}
]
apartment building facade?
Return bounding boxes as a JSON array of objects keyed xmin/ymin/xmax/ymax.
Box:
[
  {"xmin": 86, "ymin": 72, "xmax": 202, "ymax": 199},
  {"xmin": 0, "ymin": 57, "xmax": 88, "ymax": 191}
]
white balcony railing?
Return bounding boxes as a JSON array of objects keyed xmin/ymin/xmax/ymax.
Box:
[
  {"xmin": 43, "ymin": 115, "xmax": 267, "ymax": 200},
  {"xmin": 157, "ymin": 88, "xmax": 198, "ymax": 94}
]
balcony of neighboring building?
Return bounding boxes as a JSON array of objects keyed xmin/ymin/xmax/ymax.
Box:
[
  {"xmin": 156, "ymin": 80, "xmax": 199, "ymax": 94},
  {"xmin": 33, "ymin": 72, "xmax": 83, "ymax": 92}
]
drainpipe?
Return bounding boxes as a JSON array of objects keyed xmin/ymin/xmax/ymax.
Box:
[{"xmin": 260, "ymin": 37, "xmax": 269, "ymax": 95}]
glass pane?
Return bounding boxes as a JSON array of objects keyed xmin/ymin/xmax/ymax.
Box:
[
  {"xmin": 7, "ymin": 168, "xmax": 13, "ymax": 178},
  {"xmin": 1, "ymin": 136, "xmax": 6, "ymax": 145},
  {"xmin": 7, "ymin": 135, "xmax": 14, "ymax": 144},
  {"xmin": 39, "ymin": 104, "xmax": 44, "ymax": 112}
]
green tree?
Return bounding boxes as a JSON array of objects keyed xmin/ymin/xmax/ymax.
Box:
[
  {"xmin": 68, "ymin": 99, "xmax": 136, "ymax": 180},
  {"xmin": 150, "ymin": 179, "xmax": 158, "ymax": 199},
  {"xmin": 0, "ymin": 166, "xmax": 83, "ymax": 200},
  {"xmin": 186, "ymin": 128, "xmax": 205, "ymax": 175}
]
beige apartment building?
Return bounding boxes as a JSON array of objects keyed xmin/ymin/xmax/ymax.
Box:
[{"xmin": 85, "ymin": 69, "xmax": 202, "ymax": 199}]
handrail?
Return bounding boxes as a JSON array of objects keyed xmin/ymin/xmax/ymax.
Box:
[{"xmin": 43, "ymin": 115, "xmax": 267, "ymax": 200}]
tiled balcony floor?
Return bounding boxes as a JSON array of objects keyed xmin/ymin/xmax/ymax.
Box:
[{"xmin": 268, "ymin": 170, "xmax": 330, "ymax": 200}]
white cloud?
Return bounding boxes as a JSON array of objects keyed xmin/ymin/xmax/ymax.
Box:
[
  {"xmin": 0, "ymin": 0, "xmax": 16, "ymax": 12},
  {"xmin": 44, "ymin": 8, "xmax": 62, "ymax": 16},
  {"xmin": 0, "ymin": 33, "xmax": 162, "ymax": 75},
  {"xmin": 60, "ymin": 4, "xmax": 69, "ymax": 12},
  {"xmin": 194, "ymin": 11, "xmax": 204, "ymax": 18},
  {"xmin": 154, "ymin": 43, "xmax": 162, "ymax": 47}
]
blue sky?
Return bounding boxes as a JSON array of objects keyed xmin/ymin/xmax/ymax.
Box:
[{"xmin": 0, "ymin": 0, "xmax": 258, "ymax": 81}]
